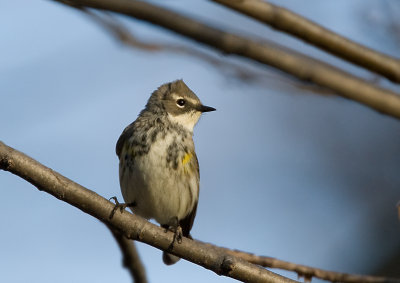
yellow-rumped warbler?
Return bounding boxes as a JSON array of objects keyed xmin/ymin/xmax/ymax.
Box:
[{"xmin": 115, "ymin": 80, "xmax": 215, "ymax": 265}]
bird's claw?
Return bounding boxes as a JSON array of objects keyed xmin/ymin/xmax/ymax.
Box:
[
  {"xmin": 164, "ymin": 217, "xmax": 183, "ymax": 249},
  {"xmin": 109, "ymin": 196, "xmax": 135, "ymax": 219},
  {"xmin": 174, "ymin": 226, "xmax": 183, "ymax": 244}
]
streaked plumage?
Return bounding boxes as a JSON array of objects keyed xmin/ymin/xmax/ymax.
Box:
[{"xmin": 116, "ymin": 80, "xmax": 215, "ymax": 264}]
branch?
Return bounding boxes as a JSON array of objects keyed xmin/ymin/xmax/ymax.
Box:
[
  {"xmin": 76, "ymin": 8, "xmax": 333, "ymax": 95},
  {"xmin": 0, "ymin": 141, "xmax": 297, "ymax": 283},
  {"xmin": 53, "ymin": 0, "xmax": 400, "ymax": 120},
  {"xmin": 223, "ymin": 248, "xmax": 399, "ymax": 283},
  {"xmin": 2, "ymin": 142, "xmax": 400, "ymax": 283},
  {"xmin": 211, "ymin": 0, "xmax": 400, "ymax": 83},
  {"xmin": 108, "ymin": 225, "xmax": 147, "ymax": 283},
  {"xmin": 84, "ymin": 9, "xmax": 270, "ymax": 82}
]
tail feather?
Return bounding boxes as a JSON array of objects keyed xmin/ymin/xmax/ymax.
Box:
[{"xmin": 163, "ymin": 252, "xmax": 180, "ymax": 265}]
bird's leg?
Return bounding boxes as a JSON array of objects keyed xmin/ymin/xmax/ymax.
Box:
[
  {"xmin": 163, "ymin": 217, "xmax": 183, "ymax": 249},
  {"xmin": 109, "ymin": 196, "xmax": 136, "ymax": 219}
]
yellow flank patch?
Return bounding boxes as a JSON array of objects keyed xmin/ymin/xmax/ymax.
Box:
[{"xmin": 182, "ymin": 152, "xmax": 193, "ymax": 166}]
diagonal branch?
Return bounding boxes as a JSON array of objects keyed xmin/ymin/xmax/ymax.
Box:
[
  {"xmin": 0, "ymin": 141, "xmax": 297, "ymax": 283},
  {"xmin": 2, "ymin": 142, "xmax": 400, "ymax": 283},
  {"xmin": 77, "ymin": 8, "xmax": 333, "ymax": 95},
  {"xmin": 53, "ymin": 0, "xmax": 400, "ymax": 120},
  {"xmin": 211, "ymin": 0, "xmax": 400, "ymax": 83}
]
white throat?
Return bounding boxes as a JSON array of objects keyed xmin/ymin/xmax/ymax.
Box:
[{"xmin": 168, "ymin": 111, "xmax": 201, "ymax": 132}]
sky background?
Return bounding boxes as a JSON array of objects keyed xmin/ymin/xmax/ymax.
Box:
[{"xmin": 1, "ymin": 0, "xmax": 400, "ymax": 282}]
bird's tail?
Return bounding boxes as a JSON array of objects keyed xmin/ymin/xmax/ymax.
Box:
[{"xmin": 163, "ymin": 252, "xmax": 180, "ymax": 265}]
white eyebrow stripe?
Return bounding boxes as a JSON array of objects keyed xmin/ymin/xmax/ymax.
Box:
[{"xmin": 186, "ymin": 97, "xmax": 199, "ymax": 104}]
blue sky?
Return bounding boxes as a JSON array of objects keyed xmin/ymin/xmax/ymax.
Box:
[{"xmin": 1, "ymin": 0, "xmax": 400, "ymax": 282}]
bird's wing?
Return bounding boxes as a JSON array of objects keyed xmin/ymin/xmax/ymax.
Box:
[
  {"xmin": 116, "ymin": 122, "xmax": 135, "ymax": 158},
  {"xmin": 180, "ymin": 152, "xmax": 200, "ymax": 238},
  {"xmin": 180, "ymin": 202, "xmax": 197, "ymax": 239}
]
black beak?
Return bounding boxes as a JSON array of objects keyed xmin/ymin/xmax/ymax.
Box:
[{"xmin": 198, "ymin": 105, "xmax": 216, "ymax": 112}]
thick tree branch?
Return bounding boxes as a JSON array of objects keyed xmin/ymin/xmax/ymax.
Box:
[
  {"xmin": 108, "ymin": 225, "xmax": 147, "ymax": 283},
  {"xmin": 53, "ymin": 0, "xmax": 400, "ymax": 120},
  {"xmin": 2, "ymin": 142, "xmax": 400, "ymax": 283},
  {"xmin": 212, "ymin": 0, "xmax": 400, "ymax": 83},
  {"xmin": 0, "ymin": 141, "xmax": 297, "ymax": 283}
]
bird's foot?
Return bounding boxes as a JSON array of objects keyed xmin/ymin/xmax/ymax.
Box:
[
  {"xmin": 173, "ymin": 226, "xmax": 183, "ymax": 245},
  {"xmin": 109, "ymin": 196, "xmax": 136, "ymax": 219},
  {"xmin": 163, "ymin": 217, "xmax": 183, "ymax": 249}
]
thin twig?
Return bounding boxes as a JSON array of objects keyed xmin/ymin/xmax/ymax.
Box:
[
  {"xmin": 221, "ymin": 248, "xmax": 399, "ymax": 283},
  {"xmin": 108, "ymin": 226, "xmax": 147, "ymax": 283},
  {"xmin": 53, "ymin": 0, "xmax": 400, "ymax": 119},
  {"xmin": 211, "ymin": 0, "xmax": 400, "ymax": 83},
  {"xmin": 79, "ymin": 8, "xmax": 333, "ymax": 95}
]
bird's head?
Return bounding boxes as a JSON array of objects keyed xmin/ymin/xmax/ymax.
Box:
[{"xmin": 146, "ymin": 80, "xmax": 215, "ymax": 132}]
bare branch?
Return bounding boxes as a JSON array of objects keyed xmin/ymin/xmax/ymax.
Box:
[
  {"xmin": 221, "ymin": 248, "xmax": 399, "ymax": 283},
  {"xmin": 83, "ymin": 9, "xmax": 265, "ymax": 78},
  {"xmin": 211, "ymin": 0, "xmax": 400, "ymax": 83},
  {"xmin": 53, "ymin": 0, "xmax": 400, "ymax": 120},
  {"xmin": 0, "ymin": 141, "xmax": 297, "ymax": 283},
  {"xmin": 108, "ymin": 226, "xmax": 147, "ymax": 283},
  {"xmin": 2, "ymin": 142, "xmax": 399, "ymax": 283},
  {"xmin": 82, "ymin": 9, "xmax": 162, "ymax": 51},
  {"xmin": 77, "ymin": 8, "xmax": 332, "ymax": 95},
  {"xmin": 2, "ymin": 142, "xmax": 400, "ymax": 283}
]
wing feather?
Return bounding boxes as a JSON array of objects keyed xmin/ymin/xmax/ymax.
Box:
[
  {"xmin": 180, "ymin": 152, "xmax": 199, "ymax": 238},
  {"xmin": 116, "ymin": 122, "xmax": 135, "ymax": 158}
]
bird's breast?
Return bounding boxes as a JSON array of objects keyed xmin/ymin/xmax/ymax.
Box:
[{"xmin": 119, "ymin": 132, "xmax": 199, "ymax": 225}]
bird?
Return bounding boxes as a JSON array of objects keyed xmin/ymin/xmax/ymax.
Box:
[{"xmin": 115, "ymin": 79, "xmax": 215, "ymax": 265}]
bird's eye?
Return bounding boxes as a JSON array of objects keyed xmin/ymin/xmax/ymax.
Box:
[{"xmin": 176, "ymin": 99, "xmax": 186, "ymax": 107}]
